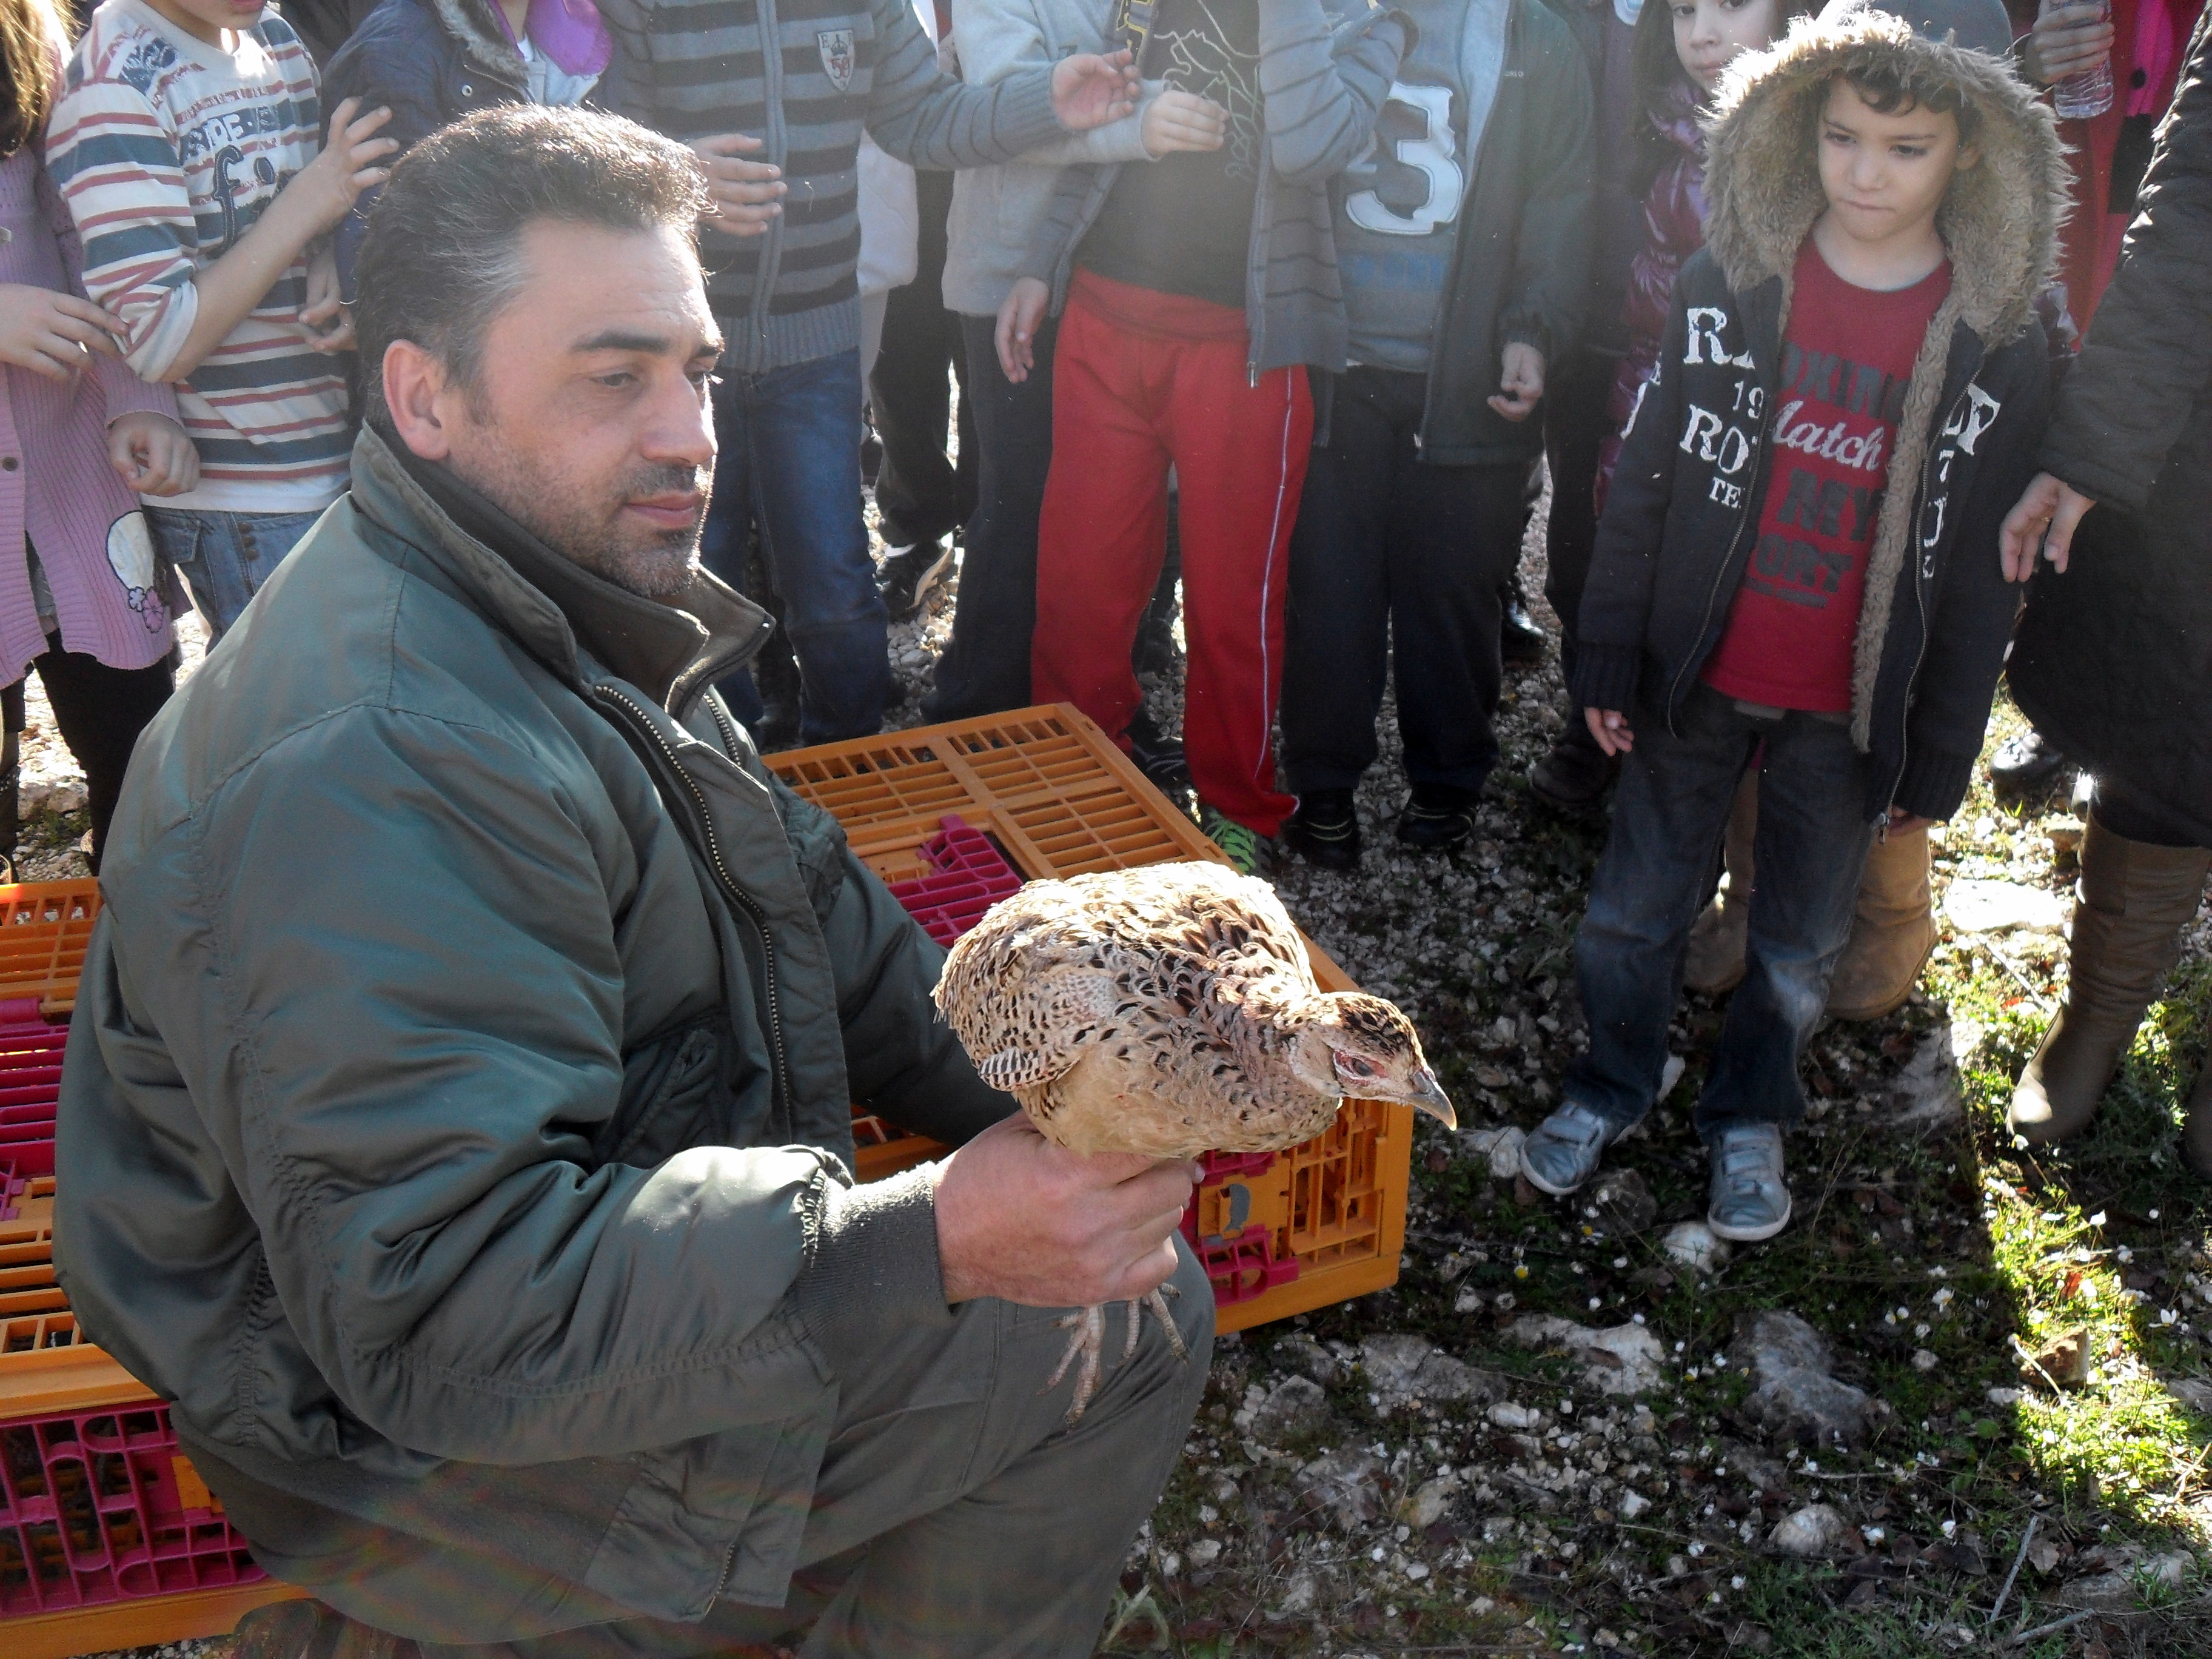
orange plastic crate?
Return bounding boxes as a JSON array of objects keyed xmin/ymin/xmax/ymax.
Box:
[
  {"xmin": 774, "ymin": 705, "xmax": 1412, "ymax": 1335},
  {"xmin": 0, "ymin": 883, "xmax": 101, "ymax": 1019}
]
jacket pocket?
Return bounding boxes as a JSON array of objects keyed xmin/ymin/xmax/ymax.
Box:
[{"xmin": 595, "ymin": 1014, "xmax": 728, "ymax": 1167}]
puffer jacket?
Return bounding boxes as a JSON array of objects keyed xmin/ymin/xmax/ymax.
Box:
[
  {"xmin": 2009, "ymin": 7, "xmax": 2212, "ymax": 839},
  {"xmin": 1572, "ymin": 8, "xmax": 2063, "ymax": 825},
  {"xmin": 324, "ymin": 0, "xmax": 614, "ymax": 301},
  {"xmin": 54, "ymin": 423, "xmax": 1010, "ymax": 1635},
  {"xmin": 1595, "ymin": 75, "xmax": 1707, "ymax": 509}
]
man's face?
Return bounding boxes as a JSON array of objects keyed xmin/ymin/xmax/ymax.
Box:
[{"xmin": 435, "ymin": 221, "xmax": 722, "ymax": 601}]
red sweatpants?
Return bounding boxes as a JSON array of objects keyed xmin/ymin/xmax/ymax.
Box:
[{"xmin": 1032, "ymin": 276, "xmax": 1311, "ymax": 837}]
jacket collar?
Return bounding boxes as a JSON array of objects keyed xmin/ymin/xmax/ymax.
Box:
[
  {"xmin": 434, "ymin": 0, "xmax": 529, "ymax": 83},
  {"xmin": 349, "ymin": 421, "xmax": 772, "ymax": 714}
]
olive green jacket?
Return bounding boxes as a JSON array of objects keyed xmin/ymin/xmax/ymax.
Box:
[{"xmin": 53, "ymin": 424, "xmax": 1009, "ymax": 1629}]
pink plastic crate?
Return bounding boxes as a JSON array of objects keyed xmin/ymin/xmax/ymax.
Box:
[
  {"xmin": 0, "ymin": 1403, "xmax": 264, "ymax": 1615},
  {"xmin": 0, "ymin": 1016, "xmax": 63, "ymax": 1181},
  {"xmin": 886, "ymin": 816, "xmax": 1023, "ymax": 947}
]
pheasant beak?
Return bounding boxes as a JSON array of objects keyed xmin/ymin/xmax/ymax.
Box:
[{"xmin": 1406, "ymin": 1068, "xmax": 1456, "ymax": 1130}]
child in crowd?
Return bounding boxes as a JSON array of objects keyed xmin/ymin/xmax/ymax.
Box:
[
  {"xmin": 0, "ymin": 0, "xmax": 196, "ymax": 873},
  {"xmin": 927, "ymin": 0, "xmax": 1225, "ymax": 724},
  {"xmin": 1595, "ymin": 0, "xmax": 1809, "ymax": 508},
  {"xmin": 323, "ymin": 0, "xmax": 615, "ymax": 300},
  {"xmin": 1275, "ymin": 0, "xmax": 1594, "ymax": 868},
  {"xmin": 1002, "ymin": 0, "xmax": 1408, "ymax": 872},
  {"xmin": 49, "ymin": 0, "xmax": 394, "ymax": 638},
  {"xmin": 1524, "ymin": 0, "xmax": 2059, "ymax": 1239}
]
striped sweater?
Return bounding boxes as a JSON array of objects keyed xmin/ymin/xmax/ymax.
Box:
[
  {"xmin": 597, "ymin": 0, "xmax": 1070, "ymax": 372},
  {"xmin": 48, "ymin": 1, "xmax": 350, "ymax": 514}
]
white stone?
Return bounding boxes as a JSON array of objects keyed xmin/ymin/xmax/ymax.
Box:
[
  {"xmin": 1188, "ymin": 1538, "xmax": 1222, "ymax": 1565},
  {"xmin": 1398, "ymin": 1475, "xmax": 1461, "ymax": 1530},
  {"xmin": 1661, "ymin": 1221, "xmax": 1731, "ymax": 1275},
  {"xmin": 1462, "ymin": 1125, "xmax": 1525, "ymax": 1181},
  {"xmin": 1912, "ymin": 1349, "xmax": 1939, "ymax": 1372},
  {"xmin": 1618, "ymin": 1490, "xmax": 1651, "ymax": 1519},
  {"xmin": 1509, "ymin": 1315, "xmax": 1668, "ymax": 1395},
  {"xmin": 1769, "ymin": 1503, "xmax": 1855, "ymax": 1560},
  {"xmin": 1943, "ymin": 879, "xmax": 2067, "ymax": 934},
  {"xmin": 1487, "ymin": 1400, "xmax": 1544, "ymax": 1431}
]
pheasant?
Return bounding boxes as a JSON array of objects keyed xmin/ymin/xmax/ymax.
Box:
[{"xmin": 934, "ymin": 860, "xmax": 1455, "ymax": 1419}]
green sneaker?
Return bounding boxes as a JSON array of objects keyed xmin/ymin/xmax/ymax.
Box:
[{"xmin": 1198, "ymin": 805, "xmax": 1264, "ymax": 874}]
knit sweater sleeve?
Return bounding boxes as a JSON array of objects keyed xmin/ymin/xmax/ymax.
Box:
[
  {"xmin": 949, "ymin": 0, "xmax": 1155, "ymax": 166},
  {"xmin": 863, "ymin": 0, "xmax": 1065, "ymax": 169},
  {"xmin": 1256, "ymin": 0, "xmax": 1409, "ymax": 187}
]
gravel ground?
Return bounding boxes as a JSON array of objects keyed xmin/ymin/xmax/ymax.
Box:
[{"xmin": 42, "ymin": 469, "xmax": 2212, "ymax": 1659}]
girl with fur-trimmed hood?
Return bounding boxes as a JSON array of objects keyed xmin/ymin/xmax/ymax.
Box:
[
  {"xmin": 323, "ymin": 0, "xmax": 616, "ymax": 300},
  {"xmin": 1515, "ymin": 0, "xmax": 2061, "ymax": 1242}
]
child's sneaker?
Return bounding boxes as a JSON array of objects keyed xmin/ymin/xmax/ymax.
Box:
[
  {"xmin": 1706, "ymin": 1122, "xmax": 1792, "ymax": 1241},
  {"xmin": 1199, "ymin": 805, "xmax": 1264, "ymax": 875},
  {"xmin": 1520, "ymin": 1101, "xmax": 1615, "ymax": 1195}
]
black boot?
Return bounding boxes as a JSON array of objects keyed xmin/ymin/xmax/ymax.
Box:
[
  {"xmin": 1528, "ymin": 717, "xmax": 1617, "ymax": 811},
  {"xmin": 1499, "ymin": 581, "xmax": 1547, "ymax": 667},
  {"xmin": 1284, "ymin": 789, "xmax": 1361, "ymax": 870}
]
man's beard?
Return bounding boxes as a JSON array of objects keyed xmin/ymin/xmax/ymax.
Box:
[{"xmin": 458, "ymin": 430, "xmax": 709, "ymax": 602}]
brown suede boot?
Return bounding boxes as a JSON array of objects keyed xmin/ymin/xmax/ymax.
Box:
[
  {"xmin": 2184, "ymin": 1063, "xmax": 2212, "ymax": 1182},
  {"xmin": 1825, "ymin": 826, "xmax": 1938, "ymax": 1021},
  {"xmin": 2008, "ymin": 814, "xmax": 2212, "ymax": 1145},
  {"xmin": 1683, "ymin": 768, "xmax": 1759, "ymax": 994}
]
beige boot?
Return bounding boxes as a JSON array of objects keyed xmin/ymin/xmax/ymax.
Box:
[
  {"xmin": 2184, "ymin": 1064, "xmax": 2212, "ymax": 1182},
  {"xmin": 1825, "ymin": 826, "xmax": 1938, "ymax": 1021},
  {"xmin": 1683, "ymin": 768, "xmax": 1760, "ymax": 994},
  {"xmin": 2008, "ymin": 814, "xmax": 2212, "ymax": 1145}
]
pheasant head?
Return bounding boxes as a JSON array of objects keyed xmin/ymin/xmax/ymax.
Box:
[{"xmin": 1279, "ymin": 991, "xmax": 1455, "ymax": 1127}]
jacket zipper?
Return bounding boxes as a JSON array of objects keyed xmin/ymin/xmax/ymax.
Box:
[
  {"xmin": 1666, "ymin": 440, "xmax": 1767, "ymax": 731},
  {"xmin": 1883, "ymin": 379, "xmax": 1974, "ymax": 826},
  {"xmin": 748, "ymin": 0, "xmax": 789, "ymax": 372},
  {"xmin": 590, "ymin": 682, "xmax": 795, "ymax": 1122},
  {"xmin": 1415, "ymin": 0, "xmax": 1516, "ymax": 444}
]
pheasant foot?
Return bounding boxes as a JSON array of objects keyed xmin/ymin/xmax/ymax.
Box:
[{"xmin": 1047, "ymin": 1287, "xmax": 1192, "ymax": 1425}]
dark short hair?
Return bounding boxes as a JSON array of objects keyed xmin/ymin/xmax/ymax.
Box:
[
  {"xmin": 1836, "ymin": 60, "xmax": 1983, "ymax": 145},
  {"xmin": 352, "ymin": 105, "xmax": 709, "ymax": 424}
]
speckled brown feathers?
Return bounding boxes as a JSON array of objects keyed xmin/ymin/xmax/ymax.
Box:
[{"xmin": 934, "ymin": 862, "xmax": 1442, "ymax": 1161}]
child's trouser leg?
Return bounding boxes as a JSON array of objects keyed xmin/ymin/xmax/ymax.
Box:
[
  {"xmin": 1031, "ymin": 293, "xmax": 1171, "ymax": 751},
  {"xmin": 1695, "ymin": 710, "xmax": 1874, "ymax": 1141},
  {"xmin": 1279, "ymin": 370, "xmax": 1402, "ymax": 797},
  {"xmin": 1565, "ymin": 686, "xmax": 1761, "ymax": 1134},
  {"xmin": 1385, "ymin": 457, "xmax": 1523, "ymax": 795},
  {"xmin": 1156, "ymin": 343, "xmax": 1309, "ymax": 837}
]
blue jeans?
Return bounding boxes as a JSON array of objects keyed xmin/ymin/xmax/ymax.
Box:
[
  {"xmin": 699, "ymin": 349, "xmax": 890, "ymax": 743},
  {"xmin": 1566, "ymin": 684, "xmax": 1876, "ymax": 1141},
  {"xmin": 146, "ymin": 507, "xmax": 326, "ymax": 641}
]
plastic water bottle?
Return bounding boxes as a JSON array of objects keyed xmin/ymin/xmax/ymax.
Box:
[{"xmin": 2044, "ymin": 0, "xmax": 2115, "ymax": 121}]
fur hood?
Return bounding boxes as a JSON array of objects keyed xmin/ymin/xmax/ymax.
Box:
[
  {"xmin": 1701, "ymin": 4, "xmax": 2066, "ymax": 347},
  {"xmin": 436, "ymin": 0, "xmax": 529, "ymax": 83}
]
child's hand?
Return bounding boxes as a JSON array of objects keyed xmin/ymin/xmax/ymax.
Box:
[
  {"xmin": 1585, "ymin": 708, "xmax": 1634, "ymax": 756},
  {"xmin": 1051, "ymin": 50, "xmax": 1140, "ymax": 131},
  {"xmin": 1999, "ymin": 471, "xmax": 2096, "ymax": 581},
  {"xmin": 1142, "ymin": 90, "xmax": 1228, "ymax": 158},
  {"xmin": 107, "ymin": 412, "xmax": 198, "ymax": 497},
  {"xmin": 1886, "ymin": 808, "xmax": 1932, "ymax": 837},
  {"xmin": 1488, "ymin": 343, "xmax": 1544, "ymax": 421},
  {"xmin": 299, "ymin": 245, "xmax": 354, "ymax": 354},
  {"xmin": 0, "ymin": 283, "xmax": 124, "ymax": 381},
  {"xmin": 290, "ymin": 100, "xmax": 398, "ymax": 238},
  {"xmin": 2023, "ymin": 2, "xmax": 2114, "ymax": 86},
  {"xmin": 691, "ymin": 133, "xmax": 785, "ymax": 235},
  {"xmin": 996, "ymin": 278, "xmax": 1049, "ymax": 383}
]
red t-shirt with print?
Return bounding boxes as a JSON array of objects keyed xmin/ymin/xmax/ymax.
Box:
[{"xmin": 1701, "ymin": 239, "xmax": 1952, "ymax": 712}]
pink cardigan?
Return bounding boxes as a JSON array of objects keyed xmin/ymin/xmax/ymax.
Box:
[{"xmin": 0, "ymin": 142, "xmax": 181, "ymax": 677}]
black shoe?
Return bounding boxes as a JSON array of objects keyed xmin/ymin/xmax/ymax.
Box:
[
  {"xmin": 1500, "ymin": 597, "xmax": 1548, "ymax": 666},
  {"xmin": 1395, "ymin": 785, "xmax": 1479, "ymax": 851},
  {"xmin": 1528, "ymin": 723, "xmax": 1617, "ymax": 811},
  {"xmin": 878, "ymin": 539, "xmax": 955, "ymax": 622},
  {"xmin": 1989, "ymin": 726, "xmax": 2070, "ymax": 789},
  {"xmin": 1124, "ymin": 709, "xmax": 1191, "ymax": 792},
  {"xmin": 1284, "ymin": 789, "xmax": 1361, "ymax": 870}
]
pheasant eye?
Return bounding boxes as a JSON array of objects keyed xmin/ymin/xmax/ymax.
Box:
[{"xmin": 1335, "ymin": 1053, "xmax": 1376, "ymax": 1078}]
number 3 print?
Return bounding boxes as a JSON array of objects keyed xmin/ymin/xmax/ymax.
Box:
[{"xmin": 1344, "ymin": 82, "xmax": 1463, "ymax": 236}]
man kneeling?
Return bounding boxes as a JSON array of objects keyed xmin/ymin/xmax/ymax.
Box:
[{"xmin": 55, "ymin": 105, "xmax": 1210, "ymax": 1659}]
